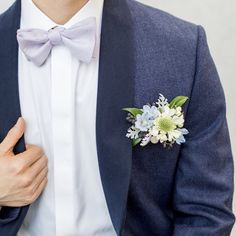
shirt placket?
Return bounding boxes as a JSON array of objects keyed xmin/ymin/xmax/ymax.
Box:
[{"xmin": 51, "ymin": 46, "xmax": 75, "ymax": 235}]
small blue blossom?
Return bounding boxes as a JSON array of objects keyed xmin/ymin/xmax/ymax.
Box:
[
  {"xmin": 176, "ymin": 128, "xmax": 189, "ymax": 145},
  {"xmin": 176, "ymin": 135, "xmax": 186, "ymax": 145},
  {"xmin": 135, "ymin": 112, "xmax": 154, "ymax": 132},
  {"xmin": 179, "ymin": 128, "xmax": 189, "ymax": 135},
  {"xmin": 124, "ymin": 94, "xmax": 189, "ymax": 147},
  {"xmin": 142, "ymin": 105, "xmax": 160, "ymax": 120}
]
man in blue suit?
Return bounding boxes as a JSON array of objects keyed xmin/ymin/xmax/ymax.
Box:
[{"xmin": 0, "ymin": 0, "xmax": 235, "ymax": 235}]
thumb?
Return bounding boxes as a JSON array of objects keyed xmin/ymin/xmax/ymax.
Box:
[{"xmin": 0, "ymin": 117, "xmax": 25, "ymax": 155}]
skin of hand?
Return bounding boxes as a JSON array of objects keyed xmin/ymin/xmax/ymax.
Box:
[{"xmin": 0, "ymin": 118, "xmax": 48, "ymax": 207}]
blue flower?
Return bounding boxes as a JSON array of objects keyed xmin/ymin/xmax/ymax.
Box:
[
  {"xmin": 135, "ymin": 112, "xmax": 154, "ymax": 132},
  {"xmin": 179, "ymin": 128, "xmax": 189, "ymax": 135},
  {"xmin": 124, "ymin": 94, "xmax": 189, "ymax": 147},
  {"xmin": 176, "ymin": 128, "xmax": 189, "ymax": 145},
  {"xmin": 134, "ymin": 105, "xmax": 160, "ymax": 132},
  {"xmin": 176, "ymin": 135, "xmax": 186, "ymax": 145},
  {"xmin": 142, "ymin": 105, "xmax": 160, "ymax": 120}
]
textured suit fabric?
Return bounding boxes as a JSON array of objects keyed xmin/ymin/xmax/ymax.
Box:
[
  {"xmin": 121, "ymin": 1, "xmax": 235, "ymax": 235},
  {"xmin": 0, "ymin": 0, "xmax": 234, "ymax": 235},
  {"xmin": 0, "ymin": 1, "xmax": 29, "ymax": 235}
]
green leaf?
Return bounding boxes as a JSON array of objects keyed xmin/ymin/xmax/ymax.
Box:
[
  {"xmin": 169, "ymin": 96, "xmax": 189, "ymax": 108},
  {"xmin": 132, "ymin": 138, "xmax": 142, "ymax": 147},
  {"xmin": 122, "ymin": 108, "xmax": 143, "ymax": 117}
]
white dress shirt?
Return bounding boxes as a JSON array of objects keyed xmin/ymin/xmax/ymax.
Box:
[{"xmin": 17, "ymin": 0, "xmax": 116, "ymax": 235}]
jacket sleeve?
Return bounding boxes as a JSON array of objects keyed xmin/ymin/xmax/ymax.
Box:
[
  {"xmin": 0, "ymin": 206, "xmax": 29, "ymax": 235},
  {"xmin": 173, "ymin": 26, "xmax": 235, "ymax": 235},
  {"xmin": 0, "ymin": 207, "xmax": 21, "ymax": 224}
]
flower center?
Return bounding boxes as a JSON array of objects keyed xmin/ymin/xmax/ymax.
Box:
[{"xmin": 155, "ymin": 117, "xmax": 176, "ymax": 132}]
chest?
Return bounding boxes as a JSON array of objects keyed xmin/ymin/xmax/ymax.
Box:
[{"xmin": 18, "ymin": 46, "xmax": 100, "ymax": 144}]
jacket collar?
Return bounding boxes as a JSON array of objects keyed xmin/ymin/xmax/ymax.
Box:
[
  {"xmin": 0, "ymin": 0, "xmax": 23, "ymax": 154},
  {"xmin": 96, "ymin": 0, "xmax": 134, "ymax": 233}
]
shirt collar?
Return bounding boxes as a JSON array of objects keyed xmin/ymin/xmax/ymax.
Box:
[{"xmin": 20, "ymin": 0, "xmax": 104, "ymax": 38}]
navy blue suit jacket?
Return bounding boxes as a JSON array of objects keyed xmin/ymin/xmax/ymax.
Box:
[{"xmin": 0, "ymin": 0, "xmax": 235, "ymax": 235}]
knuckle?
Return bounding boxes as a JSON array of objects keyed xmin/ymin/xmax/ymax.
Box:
[
  {"xmin": 34, "ymin": 146, "xmax": 44, "ymax": 157},
  {"xmin": 9, "ymin": 162, "xmax": 22, "ymax": 175},
  {"xmin": 34, "ymin": 145, "xmax": 43, "ymax": 153},
  {"xmin": 28, "ymin": 144, "xmax": 43, "ymax": 152},
  {"xmin": 25, "ymin": 144, "xmax": 33, "ymax": 150},
  {"xmin": 21, "ymin": 176, "xmax": 33, "ymax": 187}
]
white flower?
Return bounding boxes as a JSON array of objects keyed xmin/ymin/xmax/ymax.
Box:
[
  {"xmin": 126, "ymin": 126, "xmax": 140, "ymax": 139},
  {"xmin": 172, "ymin": 115, "xmax": 184, "ymax": 127},
  {"xmin": 140, "ymin": 134, "xmax": 151, "ymax": 146},
  {"xmin": 156, "ymin": 94, "xmax": 168, "ymax": 108},
  {"xmin": 167, "ymin": 129, "xmax": 182, "ymax": 142},
  {"xmin": 150, "ymin": 136, "xmax": 159, "ymax": 144},
  {"xmin": 150, "ymin": 133, "xmax": 168, "ymax": 144},
  {"xmin": 161, "ymin": 105, "xmax": 176, "ymax": 117},
  {"xmin": 124, "ymin": 94, "xmax": 189, "ymax": 147},
  {"xmin": 149, "ymin": 127, "xmax": 159, "ymax": 137},
  {"xmin": 154, "ymin": 115, "xmax": 176, "ymax": 133},
  {"xmin": 175, "ymin": 106, "xmax": 182, "ymax": 116},
  {"xmin": 150, "ymin": 105, "xmax": 185, "ymax": 144},
  {"xmin": 158, "ymin": 133, "xmax": 168, "ymax": 143}
]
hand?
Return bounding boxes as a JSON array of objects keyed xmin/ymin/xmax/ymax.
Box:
[{"xmin": 0, "ymin": 118, "xmax": 48, "ymax": 207}]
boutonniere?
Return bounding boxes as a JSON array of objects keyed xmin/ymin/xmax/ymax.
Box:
[{"xmin": 123, "ymin": 94, "xmax": 189, "ymax": 147}]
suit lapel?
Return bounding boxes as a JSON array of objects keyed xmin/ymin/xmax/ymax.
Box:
[
  {"xmin": 96, "ymin": 0, "xmax": 134, "ymax": 234},
  {"xmin": 0, "ymin": 0, "xmax": 25, "ymax": 153},
  {"xmin": 0, "ymin": 0, "xmax": 134, "ymax": 234},
  {"xmin": 0, "ymin": 0, "xmax": 29, "ymax": 234}
]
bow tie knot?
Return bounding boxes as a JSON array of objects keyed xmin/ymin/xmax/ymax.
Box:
[
  {"xmin": 17, "ymin": 17, "xmax": 97, "ymax": 66},
  {"xmin": 48, "ymin": 27, "xmax": 65, "ymax": 46}
]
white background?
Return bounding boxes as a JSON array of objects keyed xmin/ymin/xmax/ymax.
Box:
[{"xmin": 1, "ymin": 0, "xmax": 236, "ymax": 234}]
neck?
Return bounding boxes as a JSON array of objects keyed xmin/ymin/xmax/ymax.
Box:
[{"xmin": 32, "ymin": 0, "xmax": 89, "ymax": 25}]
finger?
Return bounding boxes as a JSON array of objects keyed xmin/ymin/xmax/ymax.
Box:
[
  {"xmin": 24, "ymin": 155, "xmax": 48, "ymax": 181},
  {"xmin": 4, "ymin": 168, "xmax": 48, "ymax": 207},
  {"xmin": 31, "ymin": 177, "xmax": 48, "ymax": 203},
  {"xmin": 15, "ymin": 145, "xmax": 44, "ymax": 169},
  {"xmin": 0, "ymin": 117, "xmax": 25, "ymax": 155},
  {"xmin": 30, "ymin": 166, "xmax": 48, "ymax": 194},
  {"xmin": 7, "ymin": 176, "xmax": 48, "ymax": 207}
]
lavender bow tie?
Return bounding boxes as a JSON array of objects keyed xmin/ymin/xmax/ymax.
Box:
[{"xmin": 17, "ymin": 17, "xmax": 97, "ymax": 66}]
